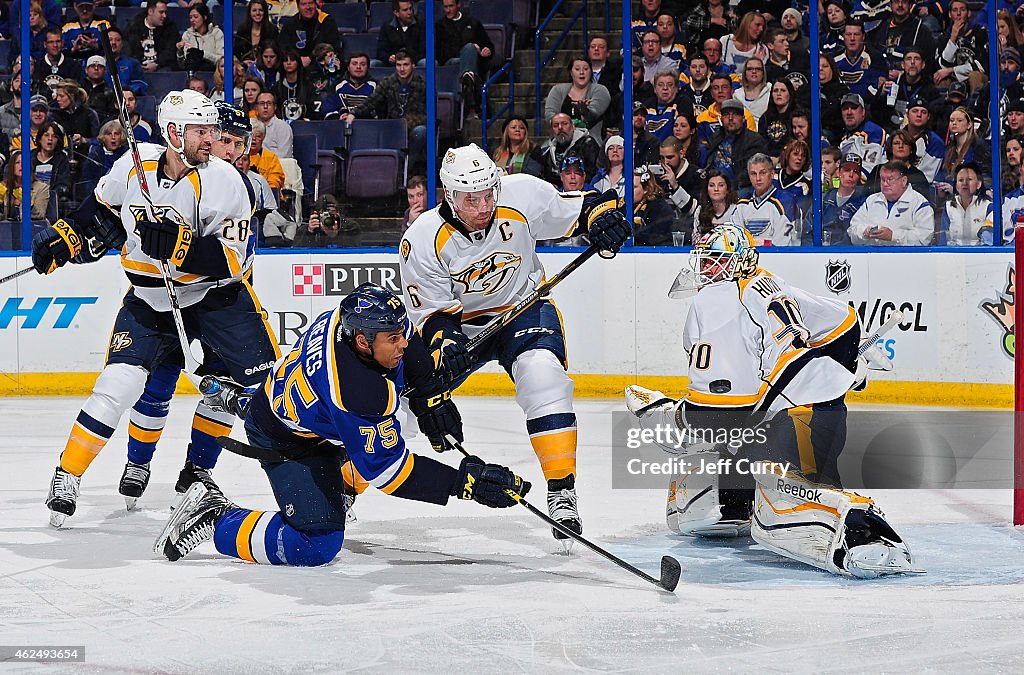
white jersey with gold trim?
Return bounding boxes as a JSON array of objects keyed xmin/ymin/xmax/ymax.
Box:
[
  {"xmin": 399, "ymin": 173, "xmax": 584, "ymax": 332},
  {"xmin": 682, "ymin": 268, "xmax": 858, "ymax": 412},
  {"xmin": 95, "ymin": 143, "xmax": 253, "ymax": 311}
]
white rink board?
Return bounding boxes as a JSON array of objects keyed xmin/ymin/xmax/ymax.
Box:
[{"xmin": 0, "ymin": 251, "xmax": 1015, "ymax": 384}]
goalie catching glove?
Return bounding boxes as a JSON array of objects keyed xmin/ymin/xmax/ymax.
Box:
[
  {"xmin": 137, "ymin": 213, "xmax": 194, "ymax": 265},
  {"xmin": 452, "ymin": 454, "xmax": 530, "ymax": 508},
  {"xmin": 429, "ymin": 327, "xmax": 473, "ymax": 383},
  {"xmin": 581, "ymin": 189, "xmax": 631, "ymax": 254},
  {"xmin": 407, "ymin": 389, "xmax": 464, "ymax": 452},
  {"xmin": 32, "ymin": 220, "xmax": 84, "ymax": 274}
]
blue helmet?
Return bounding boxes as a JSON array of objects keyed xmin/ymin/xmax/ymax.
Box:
[{"xmin": 337, "ymin": 283, "xmax": 408, "ymax": 346}]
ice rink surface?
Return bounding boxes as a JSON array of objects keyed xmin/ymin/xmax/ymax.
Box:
[{"xmin": 2, "ymin": 396, "xmax": 1024, "ymax": 673}]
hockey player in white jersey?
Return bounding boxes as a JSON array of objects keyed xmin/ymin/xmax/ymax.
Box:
[
  {"xmin": 33, "ymin": 90, "xmax": 279, "ymax": 527},
  {"xmin": 399, "ymin": 143, "xmax": 631, "ymax": 548},
  {"xmin": 624, "ymin": 224, "xmax": 919, "ymax": 577}
]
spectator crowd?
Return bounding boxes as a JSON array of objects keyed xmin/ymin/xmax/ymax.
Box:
[{"xmin": 0, "ymin": 0, "xmax": 1018, "ymax": 248}]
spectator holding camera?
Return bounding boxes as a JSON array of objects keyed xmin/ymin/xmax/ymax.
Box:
[
  {"xmin": 658, "ymin": 136, "xmax": 700, "ymax": 225},
  {"xmin": 942, "ymin": 162, "xmax": 993, "ymax": 246},
  {"xmin": 632, "ymin": 169, "xmax": 675, "ymax": 246},
  {"xmin": 850, "ymin": 160, "xmax": 934, "ymax": 246},
  {"xmin": 544, "ymin": 55, "xmax": 611, "ymax": 141},
  {"xmin": 294, "ymin": 195, "xmax": 345, "ymax": 248}
]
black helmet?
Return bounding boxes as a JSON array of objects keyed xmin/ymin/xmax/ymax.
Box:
[
  {"xmin": 214, "ymin": 100, "xmax": 251, "ymax": 148},
  {"xmin": 337, "ymin": 283, "xmax": 408, "ymax": 347}
]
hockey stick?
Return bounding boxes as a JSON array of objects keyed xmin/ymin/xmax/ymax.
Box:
[
  {"xmin": 858, "ymin": 310, "xmax": 903, "ymax": 357},
  {"xmin": 0, "ymin": 266, "xmax": 35, "ymax": 285},
  {"xmin": 100, "ymin": 26, "xmax": 205, "ymax": 389},
  {"xmin": 403, "ymin": 244, "xmax": 601, "ymax": 398},
  {"xmin": 447, "ymin": 436, "xmax": 681, "ymax": 593}
]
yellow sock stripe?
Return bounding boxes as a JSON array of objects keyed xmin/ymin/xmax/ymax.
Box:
[
  {"xmin": 192, "ymin": 414, "xmax": 233, "ymax": 438},
  {"xmin": 128, "ymin": 422, "xmax": 163, "ymax": 444},
  {"xmin": 235, "ymin": 510, "xmax": 264, "ymax": 563},
  {"xmin": 529, "ymin": 429, "xmax": 577, "ymax": 481},
  {"xmin": 341, "ymin": 461, "xmax": 370, "ymax": 494},
  {"xmin": 60, "ymin": 423, "xmax": 109, "ymax": 475},
  {"xmin": 788, "ymin": 406, "xmax": 816, "ymax": 476},
  {"xmin": 379, "ymin": 454, "xmax": 416, "ymax": 495}
]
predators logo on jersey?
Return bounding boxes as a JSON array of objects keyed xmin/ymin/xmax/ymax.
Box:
[
  {"xmin": 452, "ymin": 252, "xmax": 522, "ymax": 296},
  {"xmin": 128, "ymin": 204, "xmax": 190, "ymax": 230}
]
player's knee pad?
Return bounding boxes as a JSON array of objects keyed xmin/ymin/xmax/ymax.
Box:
[
  {"xmin": 751, "ymin": 464, "xmax": 921, "ymax": 578},
  {"xmin": 83, "ymin": 363, "xmax": 149, "ymax": 426},
  {"xmin": 512, "ymin": 349, "xmax": 574, "ymax": 419}
]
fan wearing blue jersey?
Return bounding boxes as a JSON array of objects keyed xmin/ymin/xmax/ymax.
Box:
[{"xmin": 156, "ymin": 284, "xmax": 530, "ymax": 565}]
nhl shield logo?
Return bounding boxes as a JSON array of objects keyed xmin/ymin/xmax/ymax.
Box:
[{"xmin": 825, "ymin": 259, "xmax": 851, "ymax": 294}]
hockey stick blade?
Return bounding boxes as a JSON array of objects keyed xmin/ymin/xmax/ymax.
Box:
[
  {"xmin": 448, "ymin": 436, "xmax": 679, "ymax": 593},
  {"xmin": 660, "ymin": 555, "xmax": 682, "ymax": 592},
  {"xmin": 0, "ymin": 266, "xmax": 34, "ymax": 286}
]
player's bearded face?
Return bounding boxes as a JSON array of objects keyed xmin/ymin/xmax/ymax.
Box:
[
  {"xmin": 370, "ymin": 329, "xmax": 408, "ymax": 369},
  {"xmin": 182, "ymin": 124, "xmax": 221, "ymax": 165},
  {"xmin": 453, "ymin": 188, "xmax": 497, "ymax": 230}
]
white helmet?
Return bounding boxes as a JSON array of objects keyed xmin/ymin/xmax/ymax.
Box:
[
  {"xmin": 439, "ymin": 143, "xmax": 502, "ymax": 222},
  {"xmin": 157, "ymin": 89, "xmax": 220, "ymax": 167}
]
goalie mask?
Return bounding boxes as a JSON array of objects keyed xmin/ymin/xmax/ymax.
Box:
[
  {"xmin": 668, "ymin": 224, "xmax": 759, "ymax": 298},
  {"xmin": 439, "ymin": 144, "xmax": 502, "ymax": 230}
]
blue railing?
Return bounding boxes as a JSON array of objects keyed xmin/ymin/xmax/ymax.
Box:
[
  {"xmin": 481, "ymin": 61, "xmax": 516, "ymax": 154},
  {"xmin": 534, "ymin": 0, "xmax": 590, "ymax": 135}
]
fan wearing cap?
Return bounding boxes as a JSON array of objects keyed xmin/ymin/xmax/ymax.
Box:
[
  {"xmin": 780, "ymin": 7, "xmax": 808, "ymax": 53},
  {"xmin": 558, "ymin": 154, "xmax": 592, "ymax": 193},
  {"xmin": 934, "ymin": 81, "xmax": 969, "ymax": 139},
  {"xmin": 822, "ymin": 152, "xmax": 868, "ymax": 246},
  {"xmin": 838, "ymin": 92, "xmax": 887, "ymax": 174},
  {"xmin": 900, "ymin": 95, "xmax": 945, "ymax": 182},
  {"xmin": 1006, "ymin": 98, "xmax": 1024, "ymax": 141},
  {"xmin": 872, "ymin": 47, "xmax": 938, "ymax": 133},
  {"xmin": 999, "ymin": 47, "xmax": 1024, "ymax": 100},
  {"xmin": 848, "ymin": 159, "xmax": 934, "ymax": 246},
  {"xmin": 82, "ymin": 55, "xmax": 118, "ymax": 124},
  {"xmin": 933, "ymin": 0, "xmax": 988, "ymax": 92},
  {"xmin": 61, "ymin": 0, "xmax": 110, "ymax": 59},
  {"xmin": 700, "ymin": 97, "xmax": 768, "ymax": 191}
]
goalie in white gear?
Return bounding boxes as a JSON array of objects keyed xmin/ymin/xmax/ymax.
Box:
[
  {"xmin": 625, "ymin": 224, "xmax": 919, "ymax": 578},
  {"xmin": 399, "ymin": 144, "xmax": 631, "ymax": 551}
]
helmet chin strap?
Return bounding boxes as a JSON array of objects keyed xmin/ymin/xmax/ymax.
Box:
[{"xmin": 169, "ymin": 123, "xmax": 202, "ymax": 169}]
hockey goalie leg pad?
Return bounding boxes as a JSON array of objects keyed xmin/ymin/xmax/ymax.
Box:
[
  {"xmin": 513, "ymin": 350, "xmax": 577, "ymax": 481},
  {"xmin": 751, "ymin": 465, "xmax": 921, "ymax": 577},
  {"xmin": 62, "ymin": 364, "xmax": 148, "ymax": 476},
  {"xmin": 665, "ymin": 451, "xmax": 725, "ymax": 536}
]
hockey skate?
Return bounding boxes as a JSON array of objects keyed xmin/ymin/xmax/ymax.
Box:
[
  {"xmin": 154, "ymin": 482, "xmax": 236, "ymax": 561},
  {"xmin": 547, "ymin": 475, "xmax": 582, "ymax": 554},
  {"xmin": 174, "ymin": 458, "xmax": 218, "ymax": 495},
  {"xmin": 118, "ymin": 461, "xmax": 151, "ymax": 511},
  {"xmin": 46, "ymin": 466, "xmax": 82, "ymax": 528}
]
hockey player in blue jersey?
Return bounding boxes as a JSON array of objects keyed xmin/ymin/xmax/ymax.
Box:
[
  {"xmin": 155, "ymin": 283, "xmax": 530, "ymax": 565},
  {"xmin": 117, "ymin": 100, "xmax": 267, "ymax": 511}
]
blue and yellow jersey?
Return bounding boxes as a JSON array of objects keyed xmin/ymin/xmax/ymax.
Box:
[{"xmin": 251, "ymin": 306, "xmax": 458, "ymax": 504}]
